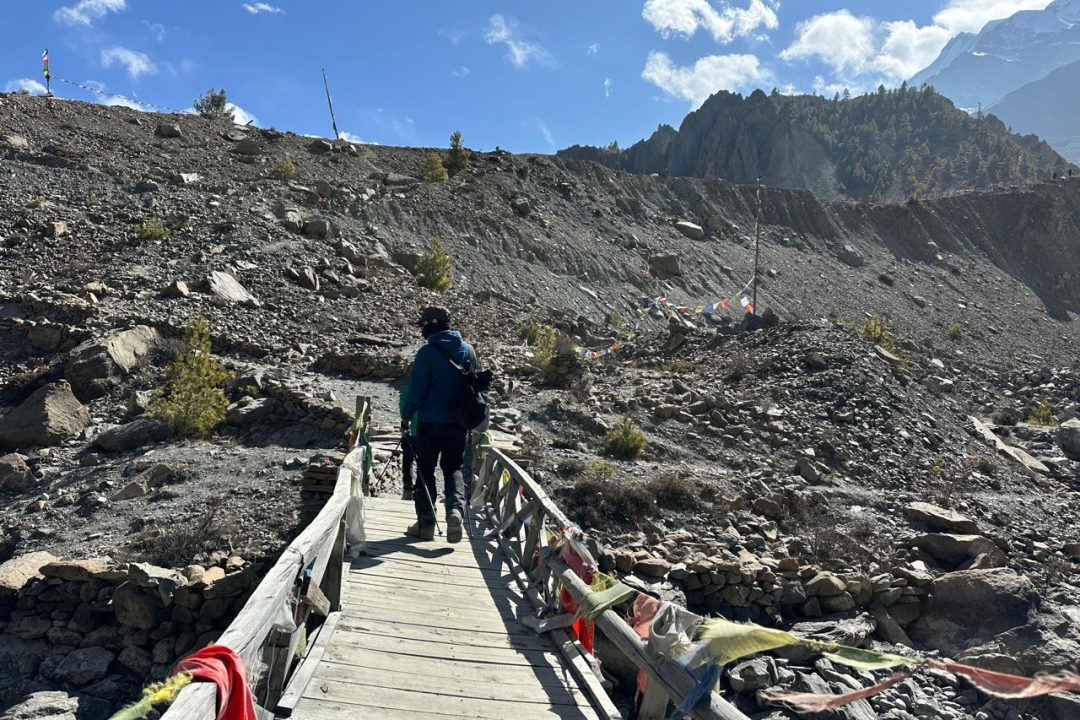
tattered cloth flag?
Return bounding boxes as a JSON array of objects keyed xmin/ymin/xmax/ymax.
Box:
[{"xmin": 42, "ymin": 48, "xmax": 50, "ymax": 79}]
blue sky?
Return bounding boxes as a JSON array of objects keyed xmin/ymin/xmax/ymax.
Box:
[{"xmin": 1, "ymin": 1, "xmax": 1054, "ymax": 152}]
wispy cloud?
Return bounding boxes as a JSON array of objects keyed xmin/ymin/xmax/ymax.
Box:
[
  {"xmin": 439, "ymin": 27, "xmax": 467, "ymax": 45},
  {"xmin": 243, "ymin": 2, "xmax": 284, "ymax": 14},
  {"xmin": 4, "ymin": 78, "xmax": 49, "ymax": 95},
  {"xmin": 534, "ymin": 118, "xmax": 556, "ymax": 150},
  {"xmin": 339, "ymin": 131, "xmax": 364, "ymax": 144},
  {"xmin": 100, "ymin": 46, "xmax": 158, "ymax": 80},
  {"xmin": 485, "ymin": 15, "xmax": 555, "ymax": 70},
  {"xmin": 143, "ymin": 21, "xmax": 167, "ymax": 41},
  {"xmin": 451, "ymin": 66, "xmax": 471, "ymax": 78},
  {"xmin": 54, "ymin": 0, "xmax": 125, "ymax": 26},
  {"xmin": 587, "ymin": 42, "xmax": 600, "ymax": 55},
  {"xmin": 604, "ymin": 78, "xmax": 613, "ymax": 97}
]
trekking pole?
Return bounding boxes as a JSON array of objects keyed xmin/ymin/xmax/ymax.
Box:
[
  {"xmin": 374, "ymin": 437, "xmax": 402, "ymax": 487},
  {"xmin": 418, "ymin": 473, "xmax": 444, "ymax": 537}
]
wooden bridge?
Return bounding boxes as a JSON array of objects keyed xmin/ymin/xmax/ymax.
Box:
[{"xmin": 162, "ymin": 402, "xmax": 750, "ymax": 720}]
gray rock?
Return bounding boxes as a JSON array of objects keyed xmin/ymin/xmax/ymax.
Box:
[
  {"xmin": 0, "ymin": 382, "xmax": 90, "ymax": 449},
  {"xmin": 116, "ymin": 646, "xmax": 152, "ymax": 677},
  {"xmin": 510, "ymin": 197, "xmax": 532, "ymax": 217},
  {"xmin": 911, "ymin": 569, "xmax": 1038, "ymax": 652},
  {"xmin": 648, "ymin": 254, "xmax": 682, "ymax": 278},
  {"xmin": 728, "ymin": 656, "xmax": 775, "ymax": 692},
  {"xmin": 913, "ymin": 533, "xmax": 1004, "ymax": 566},
  {"xmin": 162, "ymin": 280, "xmax": 189, "ymax": 298},
  {"xmin": 225, "ymin": 396, "xmax": 278, "ymax": 427},
  {"xmin": 233, "ymin": 138, "xmax": 261, "ymax": 155},
  {"xmin": 1, "ymin": 134, "xmax": 30, "ymax": 151},
  {"xmin": 904, "ymin": 502, "xmax": 979, "ymax": 534},
  {"xmin": 383, "ymin": 172, "xmax": 419, "ymax": 187},
  {"xmin": 838, "ymin": 243, "xmax": 865, "ymax": 268},
  {"xmin": 111, "ymin": 582, "xmax": 160, "ymax": 629},
  {"xmin": 65, "ymin": 326, "xmax": 160, "ymax": 401},
  {"xmin": 302, "ymin": 218, "xmax": 332, "ymax": 239},
  {"xmin": 0, "ymin": 551, "xmax": 56, "ymax": 599},
  {"xmin": 674, "ymin": 221, "xmax": 704, "ymax": 240},
  {"xmin": 156, "ymin": 124, "xmax": 182, "ymax": 138},
  {"xmin": 1056, "ymin": 418, "xmax": 1080, "ymax": 460},
  {"xmin": 0, "ymin": 452, "xmax": 34, "ymax": 492},
  {"xmin": 0, "ymin": 691, "xmax": 79, "ymax": 720},
  {"xmin": 207, "ymin": 271, "xmax": 260, "ymax": 307},
  {"xmin": 93, "ymin": 418, "xmax": 170, "ymax": 452},
  {"xmin": 47, "ymin": 647, "xmax": 114, "ymax": 687}
]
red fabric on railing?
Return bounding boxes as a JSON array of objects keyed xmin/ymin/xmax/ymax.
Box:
[
  {"xmin": 628, "ymin": 594, "xmax": 663, "ymax": 701},
  {"xmin": 559, "ymin": 542, "xmax": 596, "ymax": 653},
  {"xmin": 174, "ymin": 645, "xmax": 257, "ymax": 720}
]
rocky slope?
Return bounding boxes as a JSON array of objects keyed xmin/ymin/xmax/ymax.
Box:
[
  {"xmin": 557, "ymin": 86, "xmax": 1072, "ymax": 201},
  {"xmin": 0, "ymin": 93, "xmax": 1079, "ymax": 719}
]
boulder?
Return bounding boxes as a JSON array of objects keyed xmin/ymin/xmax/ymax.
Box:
[
  {"xmin": 635, "ymin": 557, "xmax": 671, "ymax": 578},
  {"xmin": 0, "ymin": 691, "xmax": 79, "ymax": 720},
  {"xmin": 0, "ymin": 382, "xmax": 90, "ymax": 448},
  {"xmin": 1, "ymin": 134, "xmax": 30, "ymax": 151},
  {"xmin": 1056, "ymin": 418, "xmax": 1080, "ymax": 460},
  {"xmin": 64, "ymin": 326, "xmax": 160, "ymax": 400},
  {"xmin": 226, "ymin": 396, "xmax": 278, "ymax": 427},
  {"xmin": 728, "ymin": 656, "xmax": 775, "ymax": 692},
  {"xmin": 47, "ymin": 647, "xmax": 114, "ymax": 687},
  {"xmin": 383, "ymin": 173, "xmax": 419, "ymax": 187},
  {"xmin": 674, "ymin": 221, "xmax": 704, "ymax": 240},
  {"xmin": 111, "ymin": 581, "xmax": 160, "ymax": 629},
  {"xmin": 93, "ymin": 418, "xmax": 170, "ymax": 452},
  {"xmin": 648, "ymin": 254, "xmax": 682, "ymax": 278},
  {"xmin": 0, "ymin": 551, "xmax": 56, "ymax": 599},
  {"xmin": 162, "ymin": 280, "xmax": 190, "ymax": 298},
  {"xmin": 233, "ymin": 138, "xmax": 261, "ymax": 155},
  {"xmin": 913, "ymin": 533, "xmax": 1004, "ymax": 566},
  {"xmin": 41, "ymin": 558, "xmax": 109, "ymax": 582},
  {"xmin": 911, "ymin": 569, "xmax": 1038, "ymax": 651},
  {"xmin": 156, "ymin": 124, "xmax": 182, "ymax": 139},
  {"xmin": 302, "ymin": 218, "xmax": 332, "ymax": 239},
  {"xmin": 207, "ymin": 271, "xmax": 260, "ymax": 307},
  {"xmin": 903, "ymin": 502, "xmax": 979, "ymax": 534},
  {"xmin": 0, "ymin": 452, "xmax": 34, "ymax": 491},
  {"xmin": 838, "ymin": 243, "xmax": 865, "ymax": 268},
  {"xmin": 804, "ymin": 571, "xmax": 845, "ymax": 597},
  {"xmin": 510, "ymin": 197, "xmax": 532, "ymax": 217}
]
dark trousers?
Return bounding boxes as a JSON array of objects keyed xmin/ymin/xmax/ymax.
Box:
[
  {"xmin": 401, "ymin": 434, "xmax": 416, "ymax": 492},
  {"xmin": 414, "ymin": 421, "xmax": 467, "ymax": 524}
]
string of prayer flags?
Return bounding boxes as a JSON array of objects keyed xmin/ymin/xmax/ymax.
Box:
[{"xmin": 42, "ymin": 49, "xmax": 50, "ymax": 80}]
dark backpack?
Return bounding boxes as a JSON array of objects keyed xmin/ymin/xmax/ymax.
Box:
[{"xmin": 432, "ymin": 344, "xmax": 493, "ymax": 430}]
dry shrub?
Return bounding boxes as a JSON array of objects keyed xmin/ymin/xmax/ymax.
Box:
[
  {"xmin": 518, "ymin": 321, "xmax": 558, "ymax": 366},
  {"xmin": 861, "ymin": 315, "xmax": 894, "ymax": 351},
  {"xmin": 563, "ymin": 466, "xmax": 655, "ymax": 529},
  {"xmin": 126, "ymin": 498, "xmax": 233, "ymax": 567},
  {"xmin": 1028, "ymin": 398, "xmax": 1057, "ymax": 426},
  {"xmin": 645, "ymin": 470, "xmax": 699, "ymax": 510}
]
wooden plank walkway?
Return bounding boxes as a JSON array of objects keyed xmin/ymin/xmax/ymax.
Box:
[{"xmin": 288, "ymin": 496, "xmax": 604, "ymax": 720}]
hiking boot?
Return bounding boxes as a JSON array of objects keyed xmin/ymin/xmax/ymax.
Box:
[
  {"xmin": 405, "ymin": 521, "xmax": 435, "ymax": 541},
  {"xmin": 400, "ymin": 487, "xmax": 413, "ymax": 501},
  {"xmin": 446, "ymin": 510, "xmax": 463, "ymax": 544}
]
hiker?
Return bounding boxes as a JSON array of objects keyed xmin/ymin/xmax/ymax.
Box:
[
  {"xmin": 400, "ymin": 306, "xmax": 478, "ymax": 543},
  {"xmin": 398, "ymin": 387, "xmax": 419, "ymax": 501}
]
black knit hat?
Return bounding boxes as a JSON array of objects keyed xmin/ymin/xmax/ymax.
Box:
[{"xmin": 417, "ymin": 306, "xmax": 451, "ymax": 329}]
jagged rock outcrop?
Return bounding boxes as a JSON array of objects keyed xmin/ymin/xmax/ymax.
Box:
[{"xmin": 0, "ymin": 382, "xmax": 89, "ymax": 449}]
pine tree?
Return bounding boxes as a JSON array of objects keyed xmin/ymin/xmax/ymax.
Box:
[
  {"xmin": 151, "ymin": 317, "xmax": 230, "ymax": 438},
  {"xmin": 446, "ymin": 130, "xmax": 470, "ymax": 176},
  {"xmin": 422, "ymin": 152, "xmax": 449, "ymax": 182},
  {"xmin": 416, "ymin": 235, "xmax": 452, "ymax": 292},
  {"xmin": 194, "ymin": 89, "xmax": 232, "ymax": 120}
]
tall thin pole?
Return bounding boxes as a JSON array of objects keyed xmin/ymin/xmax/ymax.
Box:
[
  {"xmin": 751, "ymin": 179, "xmax": 763, "ymax": 315},
  {"xmin": 321, "ymin": 68, "xmax": 339, "ymax": 141}
]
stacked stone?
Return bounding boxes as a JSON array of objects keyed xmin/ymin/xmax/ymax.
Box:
[
  {"xmin": 259, "ymin": 379, "xmax": 354, "ymax": 434},
  {"xmin": 0, "ymin": 554, "xmax": 258, "ymax": 703},
  {"xmin": 315, "ymin": 350, "xmax": 409, "ymax": 380},
  {"xmin": 299, "ymin": 451, "xmax": 346, "ymax": 524}
]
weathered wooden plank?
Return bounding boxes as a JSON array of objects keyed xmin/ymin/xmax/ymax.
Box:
[
  {"xmin": 351, "ymin": 549, "xmax": 510, "ymax": 575},
  {"xmin": 160, "ymin": 681, "xmax": 216, "ymax": 720},
  {"xmin": 315, "ymin": 650, "xmax": 579, "ymax": 688},
  {"xmin": 292, "ymin": 697, "xmax": 596, "ymax": 720},
  {"xmin": 342, "ymin": 605, "xmax": 534, "ymax": 635},
  {"xmin": 334, "ymin": 616, "xmax": 555, "ymax": 651},
  {"xmin": 300, "ymin": 678, "xmax": 599, "ymax": 719},
  {"xmin": 277, "ymin": 612, "xmax": 342, "ymax": 717},
  {"xmin": 348, "ymin": 556, "xmax": 508, "ymax": 585},
  {"xmin": 343, "ymin": 572, "xmax": 524, "ymax": 602},
  {"xmin": 343, "ymin": 584, "xmax": 533, "ymax": 613},
  {"xmin": 349, "ymin": 564, "xmax": 518, "ymax": 593},
  {"xmin": 325, "ymin": 631, "xmax": 566, "ymax": 667},
  {"xmin": 342, "ymin": 594, "xmax": 523, "ymax": 625},
  {"xmin": 358, "ymin": 541, "xmax": 503, "ymax": 569}
]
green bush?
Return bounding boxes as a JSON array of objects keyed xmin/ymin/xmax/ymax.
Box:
[
  {"xmin": 193, "ymin": 89, "xmax": 232, "ymax": 120},
  {"xmin": 150, "ymin": 317, "xmax": 230, "ymax": 438},
  {"xmin": 607, "ymin": 417, "xmax": 646, "ymax": 460},
  {"xmin": 271, "ymin": 155, "xmax": 296, "ymax": 182},
  {"xmin": 518, "ymin": 321, "xmax": 558, "ymax": 365},
  {"xmin": 948, "ymin": 322, "xmax": 963, "ymax": 340},
  {"xmin": 446, "ymin": 130, "xmax": 470, "ymax": 176},
  {"xmin": 416, "ymin": 235, "xmax": 452, "ymax": 292},
  {"xmin": 1028, "ymin": 398, "xmax": 1057, "ymax": 426},
  {"xmin": 136, "ymin": 220, "xmax": 169, "ymax": 241},
  {"xmin": 422, "ymin": 152, "xmax": 449, "ymax": 182},
  {"xmin": 861, "ymin": 315, "xmax": 894, "ymax": 351}
]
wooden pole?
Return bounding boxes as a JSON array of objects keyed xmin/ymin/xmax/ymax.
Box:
[
  {"xmin": 321, "ymin": 69, "xmax": 339, "ymax": 141},
  {"xmin": 751, "ymin": 179, "xmax": 763, "ymax": 315}
]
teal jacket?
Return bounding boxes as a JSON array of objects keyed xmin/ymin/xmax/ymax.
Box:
[
  {"xmin": 398, "ymin": 387, "xmax": 419, "ymax": 436},
  {"xmin": 401, "ymin": 330, "xmax": 476, "ymax": 425}
]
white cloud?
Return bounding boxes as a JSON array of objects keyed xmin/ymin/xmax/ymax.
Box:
[
  {"xmin": 451, "ymin": 66, "xmax": 471, "ymax": 78},
  {"xmin": 535, "ymin": 118, "xmax": 556, "ymax": 150},
  {"xmin": 4, "ymin": 78, "xmax": 49, "ymax": 95},
  {"xmin": 587, "ymin": 42, "xmax": 600, "ymax": 55},
  {"xmin": 339, "ymin": 131, "xmax": 364, "ymax": 144},
  {"xmin": 604, "ymin": 78, "xmax": 613, "ymax": 97},
  {"xmin": 642, "ymin": 50, "xmax": 771, "ymax": 107},
  {"xmin": 242, "ymin": 2, "xmax": 284, "ymax": 14},
  {"xmin": 439, "ymin": 27, "xmax": 467, "ymax": 45},
  {"xmin": 780, "ymin": 10, "xmax": 877, "ymax": 75},
  {"xmin": 143, "ymin": 21, "xmax": 167, "ymax": 41},
  {"xmin": 227, "ymin": 103, "xmax": 259, "ymax": 126},
  {"xmin": 53, "ymin": 0, "xmax": 125, "ymax": 26},
  {"xmin": 100, "ymin": 47, "xmax": 157, "ymax": 80},
  {"xmin": 877, "ymin": 20, "xmax": 951, "ymax": 79},
  {"xmin": 933, "ymin": 0, "xmax": 1052, "ymax": 34},
  {"xmin": 642, "ymin": 0, "xmax": 779, "ymax": 43},
  {"xmin": 484, "ymin": 15, "xmax": 555, "ymax": 69}
]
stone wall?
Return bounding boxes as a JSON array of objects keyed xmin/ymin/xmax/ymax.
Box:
[
  {"xmin": 314, "ymin": 349, "xmax": 408, "ymax": 380},
  {"xmin": 0, "ymin": 553, "xmax": 258, "ymax": 714}
]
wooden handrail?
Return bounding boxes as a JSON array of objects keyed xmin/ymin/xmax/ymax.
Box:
[
  {"xmin": 162, "ymin": 439, "xmax": 367, "ymax": 719},
  {"xmin": 476, "ymin": 446, "xmax": 751, "ymax": 720}
]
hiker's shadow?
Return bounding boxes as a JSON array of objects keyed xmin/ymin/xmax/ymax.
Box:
[{"xmin": 353, "ymin": 539, "xmax": 456, "ymax": 566}]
